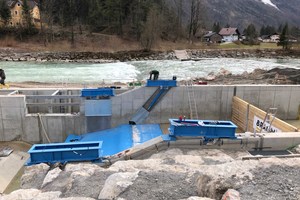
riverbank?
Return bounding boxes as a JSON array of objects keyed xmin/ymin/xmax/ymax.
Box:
[{"xmin": 0, "ymin": 48, "xmax": 300, "ymax": 63}]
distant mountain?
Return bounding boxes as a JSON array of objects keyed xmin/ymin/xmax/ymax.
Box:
[{"xmin": 168, "ymin": 0, "xmax": 300, "ymax": 31}]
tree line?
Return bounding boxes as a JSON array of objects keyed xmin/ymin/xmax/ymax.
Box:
[
  {"xmin": 242, "ymin": 23, "xmax": 300, "ymax": 48},
  {"xmin": 0, "ymin": 0, "xmax": 299, "ymax": 50},
  {"xmin": 0, "ymin": 0, "xmax": 208, "ymax": 49}
]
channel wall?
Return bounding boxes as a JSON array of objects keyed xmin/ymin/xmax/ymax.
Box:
[{"xmin": 0, "ymin": 85, "xmax": 299, "ymax": 143}]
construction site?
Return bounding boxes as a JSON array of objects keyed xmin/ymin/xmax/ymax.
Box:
[{"xmin": 1, "ymin": 77, "xmax": 300, "ymax": 199}]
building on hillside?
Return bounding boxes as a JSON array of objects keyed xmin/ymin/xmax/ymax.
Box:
[
  {"xmin": 269, "ymin": 33, "xmax": 280, "ymax": 42},
  {"xmin": 5, "ymin": 0, "xmax": 40, "ymax": 27},
  {"xmin": 203, "ymin": 32, "xmax": 223, "ymax": 43},
  {"xmin": 287, "ymin": 36, "xmax": 298, "ymax": 43},
  {"xmin": 258, "ymin": 33, "xmax": 280, "ymax": 43},
  {"xmin": 219, "ymin": 27, "xmax": 240, "ymax": 42}
]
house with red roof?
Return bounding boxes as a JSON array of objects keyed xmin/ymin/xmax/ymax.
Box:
[{"xmin": 219, "ymin": 27, "xmax": 240, "ymax": 42}]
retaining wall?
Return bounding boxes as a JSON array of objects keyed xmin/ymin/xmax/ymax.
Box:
[{"xmin": 0, "ymin": 85, "xmax": 299, "ymax": 143}]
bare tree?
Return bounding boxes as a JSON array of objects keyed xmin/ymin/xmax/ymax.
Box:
[
  {"xmin": 188, "ymin": 0, "xmax": 205, "ymax": 42},
  {"xmin": 39, "ymin": 0, "xmax": 55, "ymax": 45},
  {"xmin": 140, "ymin": 5, "xmax": 162, "ymax": 50},
  {"xmin": 173, "ymin": 0, "xmax": 183, "ymax": 40}
]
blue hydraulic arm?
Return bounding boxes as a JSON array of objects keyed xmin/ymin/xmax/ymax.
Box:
[
  {"xmin": 129, "ymin": 79, "xmax": 176, "ymax": 125},
  {"xmin": 143, "ymin": 87, "xmax": 170, "ymax": 111}
]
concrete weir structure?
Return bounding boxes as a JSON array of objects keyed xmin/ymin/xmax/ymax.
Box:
[{"xmin": 0, "ymin": 85, "xmax": 299, "ymax": 143}]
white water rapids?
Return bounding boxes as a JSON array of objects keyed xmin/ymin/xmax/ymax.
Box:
[{"xmin": 1, "ymin": 58, "xmax": 300, "ymax": 84}]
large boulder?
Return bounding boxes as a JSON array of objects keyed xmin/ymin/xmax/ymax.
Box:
[
  {"xmin": 98, "ymin": 171, "xmax": 139, "ymax": 200},
  {"xmin": 0, "ymin": 189, "xmax": 61, "ymax": 200},
  {"xmin": 221, "ymin": 189, "xmax": 240, "ymax": 200},
  {"xmin": 21, "ymin": 163, "xmax": 50, "ymax": 189},
  {"xmin": 42, "ymin": 167, "xmax": 62, "ymax": 188},
  {"xmin": 42, "ymin": 163, "xmax": 114, "ymax": 199}
]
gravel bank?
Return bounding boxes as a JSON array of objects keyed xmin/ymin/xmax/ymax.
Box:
[{"xmin": 0, "ymin": 49, "xmax": 299, "ymax": 63}]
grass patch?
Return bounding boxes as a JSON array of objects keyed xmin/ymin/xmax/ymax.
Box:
[{"xmin": 218, "ymin": 42, "xmax": 281, "ymax": 49}]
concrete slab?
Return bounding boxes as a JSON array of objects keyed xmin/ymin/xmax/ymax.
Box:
[
  {"xmin": 132, "ymin": 99, "xmax": 145, "ymax": 110},
  {"xmin": 174, "ymin": 50, "xmax": 190, "ymax": 60},
  {"xmin": 0, "ymin": 151, "xmax": 29, "ymax": 194},
  {"xmin": 46, "ymin": 117, "xmax": 63, "ymax": 143},
  {"xmin": 240, "ymin": 86, "xmax": 261, "ymax": 106},
  {"xmin": 0, "ymin": 116, "xmax": 3, "ymax": 141},
  {"xmin": 221, "ymin": 86, "xmax": 235, "ymax": 120},
  {"xmin": 273, "ymin": 86, "xmax": 292, "ymax": 119},
  {"xmin": 1, "ymin": 108, "xmax": 23, "ymax": 120},
  {"xmin": 2, "ymin": 128, "xmax": 23, "ymax": 141},
  {"xmin": 132, "ymin": 87, "xmax": 146, "ymax": 100},
  {"xmin": 112, "ymin": 96, "xmax": 122, "ymax": 105},
  {"xmin": 122, "ymin": 90, "xmax": 133, "ymax": 103},
  {"xmin": 121, "ymin": 102, "xmax": 133, "ymax": 117},
  {"xmin": 171, "ymin": 87, "xmax": 185, "ymax": 115},
  {"xmin": 288, "ymin": 87, "xmax": 300, "ymax": 119},
  {"xmin": 258, "ymin": 87, "xmax": 276, "ymax": 111},
  {"xmin": 205, "ymin": 89, "xmax": 222, "ymax": 119},
  {"xmin": 0, "ymin": 96, "xmax": 25, "ymax": 108}
]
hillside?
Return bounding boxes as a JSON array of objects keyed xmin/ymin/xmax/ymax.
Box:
[{"xmin": 169, "ymin": 0, "xmax": 300, "ymax": 30}]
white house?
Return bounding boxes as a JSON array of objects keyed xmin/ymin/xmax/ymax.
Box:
[{"xmin": 219, "ymin": 27, "xmax": 240, "ymax": 42}]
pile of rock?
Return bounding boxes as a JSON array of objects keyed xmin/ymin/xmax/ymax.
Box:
[
  {"xmin": 195, "ymin": 67, "xmax": 300, "ymax": 85},
  {"xmin": 1, "ymin": 148, "xmax": 300, "ymax": 200}
]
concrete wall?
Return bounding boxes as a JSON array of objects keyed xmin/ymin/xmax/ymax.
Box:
[
  {"xmin": 111, "ymin": 85, "xmax": 300, "ymax": 127},
  {"xmin": 0, "ymin": 96, "xmax": 26, "ymax": 141},
  {"xmin": 111, "ymin": 86, "xmax": 235, "ymax": 126},
  {"xmin": 0, "ymin": 95, "xmax": 86, "ymax": 143},
  {"xmin": 235, "ymin": 85, "xmax": 300, "ymax": 119},
  {"xmin": 1, "ymin": 85, "xmax": 300, "ymax": 143}
]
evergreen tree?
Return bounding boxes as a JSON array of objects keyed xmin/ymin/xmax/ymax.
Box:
[
  {"xmin": 244, "ymin": 24, "xmax": 258, "ymax": 45},
  {"xmin": 277, "ymin": 24, "xmax": 283, "ymax": 33},
  {"xmin": 260, "ymin": 25, "xmax": 266, "ymax": 36},
  {"xmin": 212, "ymin": 22, "xmax": 221, "ymax": 33},
  {"xmin": 278, "ymin": 23, "xmax": 290, "ymax": 50},
  {"xmin": 265, "ymin": 25, "xmax": 276, "ymax": 35},
  {"xmin": 87, "ymin": 0, "xmax": 105, "ymax": 32},
  {"xmin": 0, "ymin": 0, "xmax": 11, "ymax": 26},
  {"xmin": 290, "ymin": 26, "xmax": 300, "ymax": 39}
]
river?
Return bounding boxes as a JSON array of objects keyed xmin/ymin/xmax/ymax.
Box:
[{"xmin": 1, "ymin": 58, "xmax": 300, "ymax": 84}]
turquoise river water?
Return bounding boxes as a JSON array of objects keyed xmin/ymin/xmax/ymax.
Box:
[{"xmin": 0, "ymin": 58, "xmax": 299, "ymax": 84}]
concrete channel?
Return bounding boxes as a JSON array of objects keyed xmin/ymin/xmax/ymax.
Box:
[
  {"xmin": 0, "ymin": 85, "xmax": 299, "ymax": 143},
  {"xmin": 0, "ymin": 84, "xmax": 300, "ymax": 194}
]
